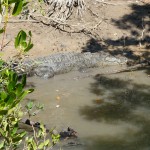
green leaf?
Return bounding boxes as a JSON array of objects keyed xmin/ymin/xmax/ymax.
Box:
[
  {"xmin": 7, "ymin": 92, "xmax": 16, "ymax": 105},
  {"xmin": 0, "ymin": 59, "xmax": 4, "ymax": 67},
  {"xmin": 0, "ymin": 140, "xmax": 4, "ymax": 149},
  {"xmin": 26, "ymin": 101, "xmax": 34, "ymax": 110},
  {"xmin": 23, "ymin": 2, "xmax": 29, "ymax": 7},
  {"xmin": 5, "ymin": 69, "xmax": 10, "ymax": 76},
  {"xmin": 11, "ymin": 72, "xmax": 17, "ymax": 85},
  {"xmin": 52, "ymin": 133, "xmax": 60, "ymax": 144},
  {"xmin": 24, "ymin": 32, "xmax": 33, "ymax": 52},
  {"xmin": 36, "ymin": 103, "xmax": 44, "ymax": 110},
  {"xmin": 15, "ymin": 34, "xmax": 20, "ymax": 49},
  {"xmin": 12, "ymin": 0, "xmax": 23, "ymax": 16},
  {"xmin": 3, "ymin": 121, "xmax": 9, "ymax": 131},
  {"xmin": 16, "ymin": 83, "xmax": 23, "ymax": 96},
  {"xmin": 19, "ymin": 131, "xmax": 26, "ymax": 138},
  {"xmin": 28, "ymin": 88, "xmax": 34, "ymax": 93},
  {"xmin": 11, "ymin": 126, "xmax": 18, "ymax": 135},
  {"xmin": 0, "ymin": 28, "xmax": 4, "ymax": 34},
  {"xmin": 12, "ymin": 136, "xmax": 22, "ymax": 143},
  {"xmin": 7, "ymin": 82, "xmax": 15, "ymax": 92},
  {"xmin": 15, "ymin": 30, "xmax": 33, "ymax": 52},
  {"xmin": 8, "ymin": 0, "xmax": 21, "ymax": 4},
  {"xmin": 21, "ymin": 41, "xmax": 27, "ymax": 49},
  {"xmin": 21, "ymin": 74, "xmax": 26, "ymax": 88},
  {"xmin": 27, "ymin": 137, "xmax": 33, "ymax": 143},
  {"xmin": 18, "ymin": 89, "xmax": 34, "ymax": 101},
  {"xmin": 39, "ymin": 124, "xmax": 45, "ymax": 132},
  {"xmin": 0, "ymin": 110, "xmax": 8, "ymax": 115},
  {"xmin": 24, "ymin": 43, "xmax": 33, "ymax": 52},
  {"xmin": 1, "ymin": 91, "xmax": 8, "ymax": 100},
  {"xmin": 15, "ymin": 30, "xmax": 27, "ymax": 49},
  {"xmin": 0, "ymin": 3, "xmax": 2, "ymax": 14},
  {"xmin": 0, "ymin": 128, "xmax": 5, "ymax": 137},
  {"xmin": 31, "ymin": 140, "xmax": 37, "ymax": 149},
  {"xmin": 29, "ymin": 31, "xmax": 32, "ymax": 37},
  {"xmin": 44, "ymin": 139, "xmax": 50, "ymax": 146},
  {"xmin": 19, "ymin": 30, "xmax": 27, "ymax": 42},
  {"xmin": 38, "ymin": 142, "xmax": 44, "ymax": 149},
  {"xmin": 18, "ymin": 110, "xmax": 23, "ymax": 117},
  {"xmin": 37, "ymin": 129, "xmax": 42, "ymax": 138}
]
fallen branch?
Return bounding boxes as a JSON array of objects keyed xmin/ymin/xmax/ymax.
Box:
[
  {"xmin": 2, "ymin": 19, "xmax": 39, "ymax": 23},
  {"xmin": 20, "ymin": 118, "xmax": 78, "ymax": 139},
  {"xmin": 95, "ymin": 0, "xmax": 123, "ymax": 6}
]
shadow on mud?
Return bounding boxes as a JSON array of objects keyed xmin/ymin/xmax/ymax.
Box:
[
  {"xmin": 82, "ymin": 3, "xmax": 150, "ymax": 63},
  {"xmin": 82, "ymin": 38, "xmax": 104, "ymax": 53},
  {"xmin": 79, "ymin": 70, "xmax": 150, "ymax": 149}
]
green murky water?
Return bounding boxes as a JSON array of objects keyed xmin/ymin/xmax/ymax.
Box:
[{"xmin": 26, "ymin": 66, "xmax": 150, "ymax": 150}]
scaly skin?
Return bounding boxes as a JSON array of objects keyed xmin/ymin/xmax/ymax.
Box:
[{"xmin": 15, "ymin": 52, "xmax": 128, "ymax": 79}]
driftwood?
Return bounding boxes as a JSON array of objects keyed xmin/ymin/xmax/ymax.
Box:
[{"xmin": 20, "ymin": 118, "xmax": 77, "ymax": 139}]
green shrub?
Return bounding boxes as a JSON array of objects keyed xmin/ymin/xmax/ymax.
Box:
[
  {"xmin": 0, "ymin": 0, "xmax": 60, "ymax": 149},
  {"xmin": 0, "ymin": 68, "xmax": 33, "ymax": 149}
]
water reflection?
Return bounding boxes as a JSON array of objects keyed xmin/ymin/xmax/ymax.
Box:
[
  {"xmin": 26, "ymin": 68, "xmax": 150, "ymax": 150},
  {"xmin": 79, "ymin": 71, "xmax": 150, "ymax": 149}
]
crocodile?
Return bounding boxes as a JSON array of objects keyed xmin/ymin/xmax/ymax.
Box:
[{"xmin": 15, "ymin": 51, "xmax": 128, "ymax": 79}]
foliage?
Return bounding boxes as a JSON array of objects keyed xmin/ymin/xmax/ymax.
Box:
[
  {"xmin": 25, "ymin": 101, "xmax": 44, "ymax": 118},
  {"xmin": 0, "ymin": 68, "xmax": 34, "ymax": 149},
  {"xmin": 0, "ymin": 0, "xmax": 27, "ymax": 50},
  {"xmin": 0, "ymin": 0, "xmax": 60, "ymax": 149},
  {"xmin": 25, "ymin": 124, "xmax": 52, "ymax": 150},
  {"xmin": 0, "ymin": 68, "xmax": 60, "ymax": 150},
  {"xmin": 24, "ymin": 101, "xmax": 60, "ymax": 149},
  {"xmin": 15, "ymin": 30, "xmax": 33, "ymax": 54}
]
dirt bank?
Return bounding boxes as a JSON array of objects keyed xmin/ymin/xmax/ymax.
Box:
[{"xmin": 1, "ymin": 0, "xmax": 149, "ymax": 63}]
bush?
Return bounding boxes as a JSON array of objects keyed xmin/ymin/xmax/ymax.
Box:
[{"xmin": 0, "ymin": 0, "xmax": 60, "ymax": 149}]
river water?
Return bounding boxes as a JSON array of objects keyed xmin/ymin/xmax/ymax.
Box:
[{"xmin": 26, "ymin": 66, "xmax": 150, "ymax": 150}]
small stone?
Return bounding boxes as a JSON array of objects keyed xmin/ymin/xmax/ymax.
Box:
[
  {"xmin": 56, "ymin": 96, "xmax": 60, "ymax": 100},
  {"xmin": 56, "ymin": 105, "xmax": 60, "ymax": 108}
]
